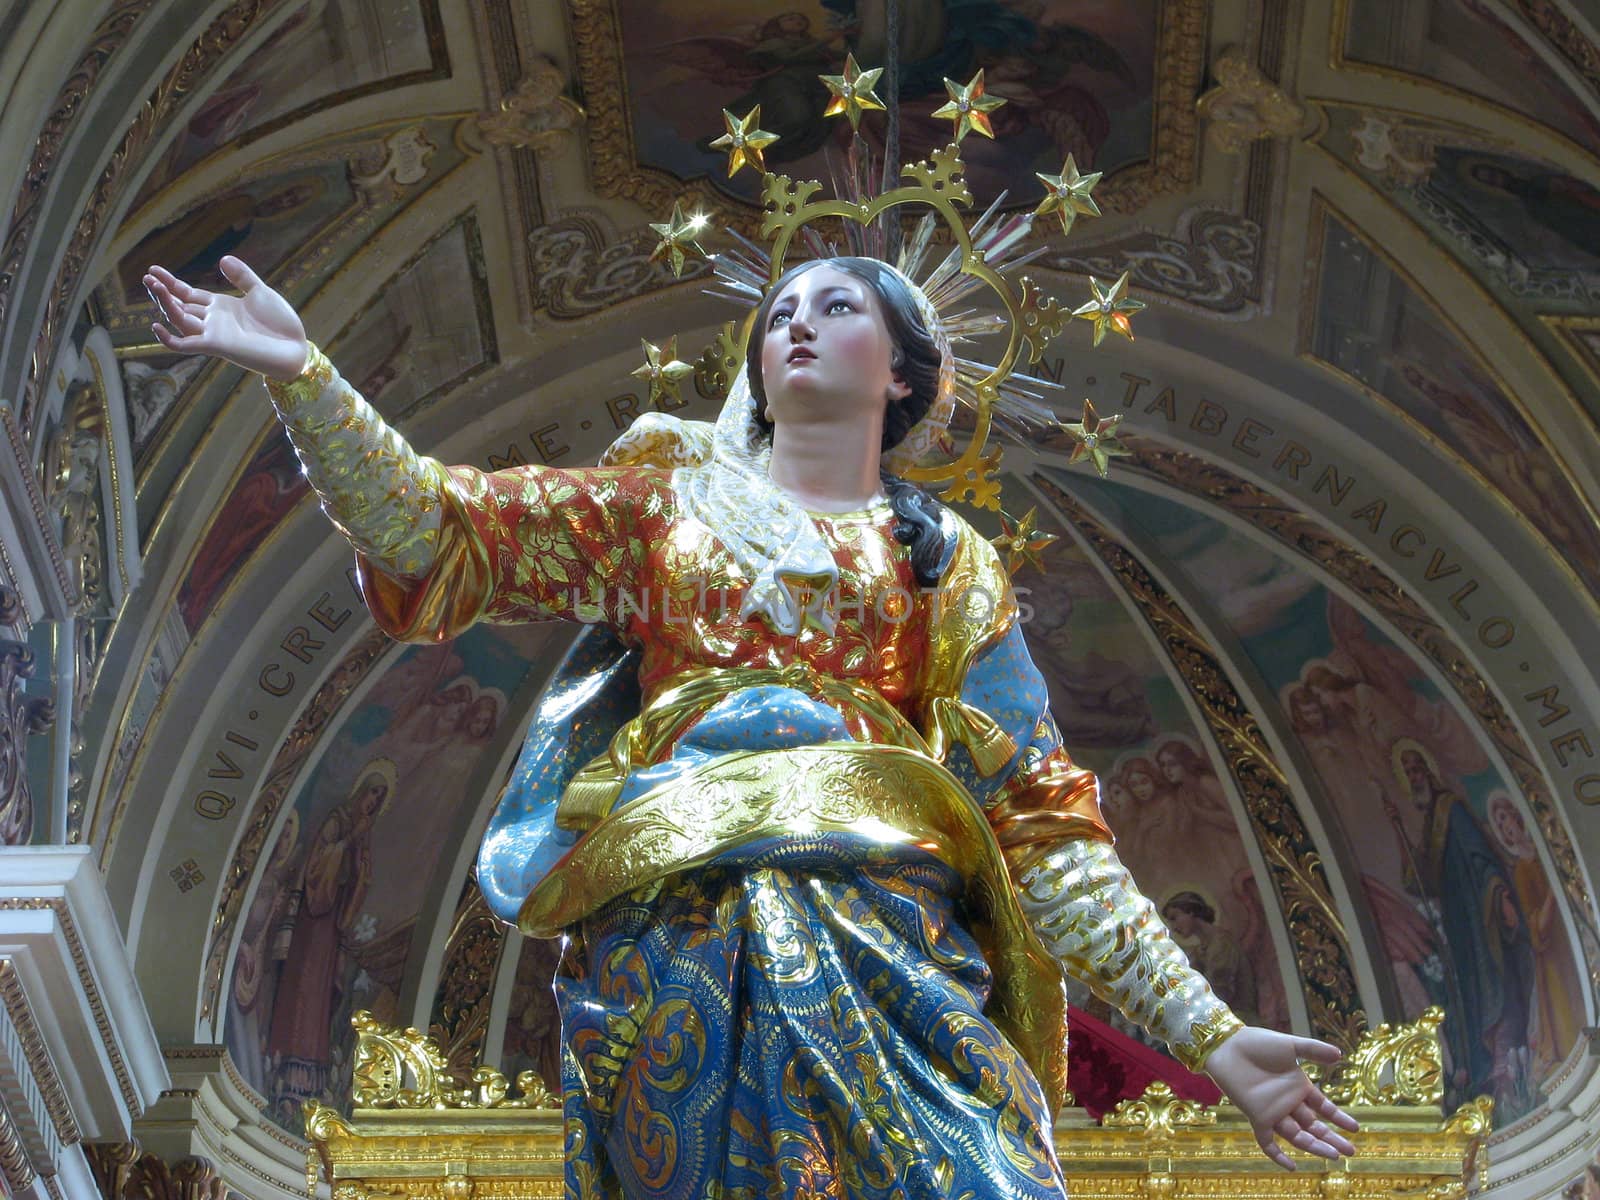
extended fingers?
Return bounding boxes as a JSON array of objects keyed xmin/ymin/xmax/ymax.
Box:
[
  {"xmin": 1312, "ymin": 1090, "xmax": 1362, "ymax": 1133},
  {"xmin": 145, "ymin": 279, "xmax": 204, "ymax": 336},
  {"xmin": 1256, "ymin": 1128, "xmax": 1297, "ymax": 1172},
  {"xmin": 150, "ymin": 322, "xmax": 203, "ymax": 354},
  {"xmin": 1296, "ymin": 1102, "xmax": 1358, "ymax": 1157},
  {"xmin": 1275, "ymin": 1115, "xmax": 1339, "ymax": 1160},
  {"xmin": 147, "ymin": 264, "xmax": 216, "ymax": 305},
  {"xmin": 1293, "ymin": 1037, "xmax": 1344, "ymax": 1066}
]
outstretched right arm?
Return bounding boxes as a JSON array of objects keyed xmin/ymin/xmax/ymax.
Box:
[
  {"xmin": 146, "ymin": 258, "xmax": 445, "ymax": 577},
  {"xmin": 145, "ymin": 258, "xmax": 664, "ymax": 641}
]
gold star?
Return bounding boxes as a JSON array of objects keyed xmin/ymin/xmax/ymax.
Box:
[
  {"xmin": 630, "ymin": 337, "xmax": 695, "ymax": 407},
  {"xmin": 648, "ymin": 202, "xmax": 711, "ymax": 278},
  {"xmin": 1060, "ymin": 398, "xmax": 1129, "ymax": 478},
  {"xmin": 931, "ymin": 70, "xmax": 1007, "ymax": 144},
  {"xmin": 991, "ymin": 507, "xmax": 1058, "ymax": 575},
  {"xmin": 708, "ymin": 106, "xmax": 780, "ymax": 177},
  {"xmin": 820, "ymin": 53, "xmax": 886, "ymax": 130},
  {"xmin": 1034, "ymin": 154, "xmax": 1102, "ymax": 235},
  {"xmin": 1071, "ymin": 272, "xmax": 1144, "ymax": 346}
]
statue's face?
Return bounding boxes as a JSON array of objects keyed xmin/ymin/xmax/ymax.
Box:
[{"xmin": 759, "ymin": 265, "xmax": 905, "ymax": 426}]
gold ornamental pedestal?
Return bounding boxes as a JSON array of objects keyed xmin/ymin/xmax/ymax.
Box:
[{"xmin": 306, "ymin": 1009, "xmax": 1490, "ymax": 1200}]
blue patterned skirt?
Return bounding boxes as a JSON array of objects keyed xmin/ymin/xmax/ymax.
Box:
[{"xmin": 557, "ymin": 836, "xmax": 1067, "ymax": 1200}]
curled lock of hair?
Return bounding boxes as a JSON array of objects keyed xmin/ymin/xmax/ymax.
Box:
[{"xmin": 747, "ymin": 257, "xmax": 957, "ymax": 587}]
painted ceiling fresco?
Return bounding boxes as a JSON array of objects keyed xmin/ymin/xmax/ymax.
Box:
[{"xmin": 14, "ymin": 1, "xmax": 1593, "ymax": 1189}]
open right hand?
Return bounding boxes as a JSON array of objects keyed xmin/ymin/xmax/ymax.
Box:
[{"xmin": 144, "ymin": 256, "xmax": 310, "ymax": 380}]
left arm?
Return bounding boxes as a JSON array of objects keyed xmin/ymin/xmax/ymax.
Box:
[{"xmin": 926, "ymin": 528, "xmax": 1358, "ymax": 1165}]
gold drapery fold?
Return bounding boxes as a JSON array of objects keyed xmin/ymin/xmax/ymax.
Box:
[{"xmin": 519, "ymin": 741, "xmax": 1072, "ymax": 1113}]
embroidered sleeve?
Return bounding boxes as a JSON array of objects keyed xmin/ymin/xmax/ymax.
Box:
[
  {"xmin": 1016, "ymin": 838, "xmax": 1244, "ymax": 1071},
  {"xmin": 265, "ymin": 343, "xmax": 673, "ymax": 642},
  {"xmin": 264, "ymin": 343, "xmax": 448, "ymax": 576}
]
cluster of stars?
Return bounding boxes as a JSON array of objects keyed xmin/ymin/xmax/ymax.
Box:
[{"xmin": 639, "ymin": 50, "xmax": 1145, "ymax": 537}]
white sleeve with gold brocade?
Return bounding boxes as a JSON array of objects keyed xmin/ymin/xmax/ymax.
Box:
[
  {"xmin": 263, "ymin": 343, "xmax": 450, "ymax": 577},
  {"xmin": 1016, "ymin": 838, "xmax": 1243, "ymax": 1072}
]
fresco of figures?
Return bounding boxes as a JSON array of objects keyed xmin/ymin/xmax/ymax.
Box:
[
  {"xmin": 323, "ymin": 218, "xmax": 495, "ymax": 424},
  {"xmin": 622, "ymin": 0, "xmax": 1156, "ymax": 203},
  {"xmin": 225, "ymin": 622, "xmax": 553, "ymax": 1128},
  {"xmin": 1341, "ymin": 0, "xmax": 1600, "ymax": 157},
  {"xmin": 129, "ymin": 0, "xmax": 445, "ymax": 215},
  {"xmin": 1020, "ymin": 536, "xmax": 1293, "ymax": 1039},
  {"xmin": 1124, "ymin": 488, "xmax": 1585, "ymax": 1123},
  {"xmin": 1310, "ymin": 210, "xmax": 1600, "ymax": 600}
]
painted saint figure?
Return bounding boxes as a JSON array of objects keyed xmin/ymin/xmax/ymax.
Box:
[
  {"xmin": 146, "ymin": 252, "xmax": 1357, "ymax": 1199},
  {"xmin": 1385, "ymin": 738, "xmax": 1534, "ymax": 1109},
  {"xmin": 264, "ymin": 758, "xmax": 397, "ymax": 1123}
]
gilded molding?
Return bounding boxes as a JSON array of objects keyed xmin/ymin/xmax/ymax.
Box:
[
  {"xmin": 1034, "ymin": 473, "xmax": 1369, "ymax": 1052},
  {"xmin": 0, "ymin": 1097, "xmax": 36, "ymax": 1193},
  {"xmin": 346, "ymin": 1011, "xmax": 558, "ymax": 1110},
  {"xmin": 426, "ymin": 882, "xmax": 506, "ymax": 1087},
  {"xmin": 19, "ymin": 0, "xmax": 290, "ymax": 434},
  {"xmin": 1, "ymin": 406, "xmax": 76, "ymax": 604},
  {"xmin": 0, "ymin": 962, "xmax": 81, "ymax": 1144},
  {"xmin": 1102, "ymin": 1080, "xmax": 1218, "ymax": 1135},
  {"xmin": 1120, "ymin": 441, "xmax": 1600, "ymax": 984},
  {"xmin": 305, "ymin": 1009, "xmax": 1488, "ymax": 1199},
  {"xmin": 567, "ymin": 0, "xmax": 1205, "ymax": 231},
  {"xmin": 1325, "ymin": 1007, "xmax": 1445, "ymax": 1107},
  {"xmin": 86, "ymin": 1143, "xmax": 225, "ymax": 1200},
  {"xmin": 0, "ymin": 1, "xmax": 154, "ymax": 332},
  {"xmin": 0, "ymin": 899, "xmax": 140, "ymax": 1114},
  {"xmin": 200, "ymin": 627, "xmax": 392, "ymax": 1023}
]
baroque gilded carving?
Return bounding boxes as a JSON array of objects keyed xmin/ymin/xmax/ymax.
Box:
[
  {"xmin": 476, "ymin": 60, "xmax": 585, "ymax": 153},
  {"xmin": 1196, "ymin": 46, "xmax": 1305, "ymax": 153},
  {"xmin": 1325, "ymin": 1006, "xmax": 1445, "ymax": 1107},
  {"xmin": 84, "ymin": 1143, "xmax": 225, "ymax": 1200},
  {"xmin": 1122, "ymin": 442, "xmax": 1600, "ymax": 984},
  {"xmin": 346, "ymin": 1010, "xmax": 556, "ymax": 1109},
  {"xmin": 1033, "ymin": 474, "xmax": 1369, "ymax": 1052},
  {"xmin": 426, "ymin": 880, "xmax": 506, "ymax": 1086},
  {"xmin": 18, "ymin": 0, "xmax": 290, "ymax": 433},
  {"xmin": 305, "ymin": 1011, "xmax": 1488, "ymax": 1200},
  {"xmin": 200, "ymin": 627, "xmax": 392, "ymax": 1022},
  {"xmin": 0, "ymin": 0, "xmax": 155, "ymax": 332}
]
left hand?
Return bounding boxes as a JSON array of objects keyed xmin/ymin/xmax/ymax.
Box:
[{"xmin": 1204, "ymin": 1026, "xmax": 1360, "ymax": 1170}]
